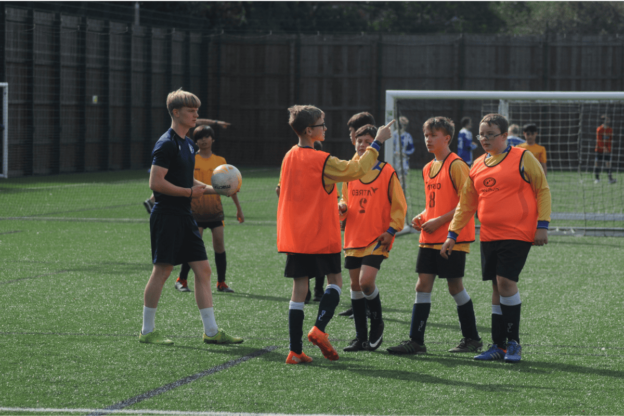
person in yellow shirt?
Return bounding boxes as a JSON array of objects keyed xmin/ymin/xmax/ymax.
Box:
[
  {"xmin": 175, "ymin": 125, "xmax": 244, "ymax": 294},
  {"xmin": 441, "ymin": 114, "xmax": 551, "ymax": 364},
  {"xmin": 338, "ymin": 124, "xmax": 407, "ymax": 352},
  {"xmin": 517, "ymin": 124, "xmax": 547, "ymax": 176},
  {"xmin": 387, "ymin": 116, "xmax": 481, "ymax": 356}
]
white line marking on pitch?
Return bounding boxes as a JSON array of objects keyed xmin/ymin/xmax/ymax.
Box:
[{"xmin": 0, "ymin": 408, "xmax": 353, "ymax": 415}]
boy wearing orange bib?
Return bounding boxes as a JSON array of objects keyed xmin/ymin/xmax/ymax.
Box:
[
  {"xmin": 441, "ymin": 114, "xmax": 551, "ymax": 363},
  {"xmin": 278, "ymin": 105, "xmax": 395, "ymax": 364},
  {"xmin": 387, "ymin": 117, "xmax": 481, "ymax": 356},
  {"xmin": 338, "ymin": 125, "xmax": 407, "ymax": 352}
]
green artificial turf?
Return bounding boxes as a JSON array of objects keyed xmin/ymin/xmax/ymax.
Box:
[{"xmin": 0, "ymin": 170, "xmax": 623, "ymax": 415}]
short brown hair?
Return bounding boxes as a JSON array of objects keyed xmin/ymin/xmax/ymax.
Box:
[
  {"xmin": 509, "ymin": 124, "xmax": 521, "ymax": 135},
  {"xmin": 166, "ymin": 88, "xmax": 201, "ymax": 117},
  {"xmin": 354, "ymin": 124, "xmax": 377, "ymax": 140},
  {"xmin": 347, "ymin": 112, "xmax": 375, "ymax": 131},
  {"xmin": 480, "ymin": 114, "xmax": 508, "ymax": 133},
  {"xmin": 288, "ymin": 105, "xmax": 324, "ymax": 135},
  {"xmin": 423, "ymin": 116, "xmax": 455, "ymax": 142},
  {"xmin": 193, "ymin": 125, "xmax": 215, "ymax": 142}
]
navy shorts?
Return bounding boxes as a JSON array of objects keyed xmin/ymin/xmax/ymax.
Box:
[
  {"xmin": 416, "ymin": 247, "xmax": 466, "ymax": 279},
  {"xmin": 196, "ymin": 220, "xmax": 224, "ymax": 230},
  {"xmin": 284, "ymin": 253, "xmax": 342, "ymax": 278},
  {"xmin": 480, "ymin": 240, "xmax": 532, "ymax": 282},
  {"xmin": 344, "ymin": 255, "xmax": 385, "ymax": 271},
  {"xmin": 595, "ymin": 153, "xmax": 611, "ymax": 162},
  {"xmin": 150, "ymin": 212, "xmax": 208, "ymax": 265}
]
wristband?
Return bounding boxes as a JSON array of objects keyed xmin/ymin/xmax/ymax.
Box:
[
  {"xmin": 537, "ymin": 220, "xmax": 549, "ymax": 230},
  {"xmin": 447, "ymin": 231, "xmax": 458, "ymax": 241},
  {"xmin": 387, "ymin": 227, "xmax": 397, "ymax": 236},
  {"xmin": 371, "ymin": 140, "xmax": 382, "ymax": 152}
]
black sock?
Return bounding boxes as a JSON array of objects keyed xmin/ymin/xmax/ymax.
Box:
[
  {"xmin": 492, "ymin": 313, "xmax": 506, "ymax": 347},
  {"xmin": 314, "ymin": 275, "xmax": 325, "ymax": 294},
  {"xmin": 457, "ymin": 299, "xmax": 480, "ymax": 341},
  {"xmin": 314, "ymin": 287, "xmax": 340, "ymax": 332},
  {"xmin": 409, "ymin": 302, "xmax": 431, "ymax": 345},
  {"xmin": 215, "ymin": 251, "xmax": 226, "ymax": 283},
  {"xmin": 351, "ymin": 297, "xmax": 368, "ymax": 341},
  {"xmin": 366, "ymin": 292, "xmax": 382, "ymax": 322},
  {"xmin": 288, "ymin": 309, "xmax": 304, "ymax": 354},
  {"xmin": 179, "ymin": 263, "xmax": 191, "ymax": 281},
  {"xmin": 501, "ymin": 303, "xmax": 522, "ymax": 344}
]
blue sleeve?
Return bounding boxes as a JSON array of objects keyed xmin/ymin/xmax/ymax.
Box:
[
  {"xmin": 457, "ymin": 132, "xmax": 465, "ymax": 152},
  {"xmin": 152, "ymin": 139, "xmax": 177, "ymax": 169}
]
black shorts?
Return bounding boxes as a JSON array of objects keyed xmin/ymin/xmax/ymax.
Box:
[
  {"xmin": 344, "ymin": 255, "xmax": 385, "ymax": 271},
  {"xmin": 284, "ymin": 253, "xmax": 342, "ymax": 278},
  {"xmin": 595, "ymin": 153, "xmax": 611, "ymax": 162},
  {"xmin": 480, "ymin": 240, "xmax": 532, "ymax": 282},
  {"xmin": 150, "ymin": 212, "xmax": 208, "ymax": 265},
  {"xmin": 196, "ymin": 220, "xmax": 224, "ymax": 230},
  {"xmin": 416, "ymin": 247, "xmax": 466, "ymax": 279}
]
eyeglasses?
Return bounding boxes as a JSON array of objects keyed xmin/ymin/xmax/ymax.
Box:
[
  {"xmin": 476, "ymin": 133, "xmax": 502, "ymax": 141},
  {"xmin": 310, "ymin": 123, "xmax": 326, "ymax": 129}
]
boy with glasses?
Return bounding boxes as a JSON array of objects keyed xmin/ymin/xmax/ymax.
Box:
[{"xmin": 441, "ymin": 114, "xmax": 551, "ymax": 363}]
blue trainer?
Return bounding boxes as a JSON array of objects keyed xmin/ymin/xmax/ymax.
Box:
[
  {"xmin": 474, "ymin": 344, "xmax": 506, "ymax": 361},
  {"xmin": 504, "ymin": 340, "xmax": 522, "ymax": 363}
]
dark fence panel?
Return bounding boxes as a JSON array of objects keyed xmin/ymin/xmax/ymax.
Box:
[{"xmin": 2, "ymin": 5, "xmax": 624, "ymax": 177}]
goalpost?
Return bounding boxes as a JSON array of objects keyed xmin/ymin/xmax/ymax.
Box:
[
  {"xmin": 0, "ymin": 83, "xmax": 7, "ymax": 179},
  {"xmin": 385, "ymin": 90, "xmax": 624, "ymax": 237}
]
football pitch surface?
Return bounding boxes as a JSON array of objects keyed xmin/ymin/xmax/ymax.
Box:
[{"xmin": 1, "ymin": 169, "xmax": 623, "ymax": 415}]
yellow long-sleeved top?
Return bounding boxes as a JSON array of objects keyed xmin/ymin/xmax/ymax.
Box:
[
  {"xmin": 278, "ymin": 145, "xmax": 380, "ymax": 192},
  {"xmin": 449, "ymin": 147, "xmax": 552, "ymax": 236},
  {"xmin": 420, "ymin": 157, "xmax": 472, "ymax": 254},
  {"xmin": 339, "ymin": 158, "xmax": 408, "ymax": 258}
]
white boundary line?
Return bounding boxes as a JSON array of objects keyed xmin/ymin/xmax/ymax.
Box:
[{"xmin": 0, "ymin": 409, "xmax": 354, "ymax": 416}]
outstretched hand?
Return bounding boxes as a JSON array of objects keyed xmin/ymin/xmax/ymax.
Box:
[{"xmin": 374, "ymin": 120, "xmax": 396, "ymax": 143}]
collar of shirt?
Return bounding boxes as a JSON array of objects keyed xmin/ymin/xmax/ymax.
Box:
[
  {"xmin": 373, "ymin": 161, "xmax": 382, "ymax": 171},
  {"xmin": 487, "ymin": 144, "xmax": 511, "ymax": 158}
]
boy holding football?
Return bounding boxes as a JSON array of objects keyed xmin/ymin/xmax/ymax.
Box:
[
  {"xmin": 441, "ymin": 113, "xmax": 551, "ymax": 363},
  {"xmin": 139, "ymin": 89, "xmax": 242, "ymax": 346},
  {"xmin": 175, "ymin": 125, "xmax": 244, "ymax": 294},
  {"xmin": 339, "ymin": 124, "xmax": 407, "ymax": 352},
  {"xmin": 278, "ymin": 104, "xmax": 394, "ymax": 364},
  {"xmin": 387, "ymin": 117, "xmax": 481, "ymax": 356}
]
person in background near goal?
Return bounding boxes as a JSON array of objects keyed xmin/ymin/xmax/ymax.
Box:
[
  {"xmin": 275, "ymin": 140, "xmax": 326, "ymax": 304},
  {"xmin": 338, "ymin": 111, "xmax": 376, "ymax": 318},
  {"xmin": 174, "ymin": 125, "xmax": 244, "ymax": 294},
  {"xmin": 278, "ymin": 104, "xmax": 395, "ymax": 364},
  {"xmin": 440, "ymin": 113, "xmax": 551, "ymax": 364},
  {"xmin": 593, "ymin": 115, "xmax": 616, "ymax": 184},
  {"xmin": 457, "ymin": 117, "xmax": 479, "ymax": 166},
  {"xmin": 506, "ymin": 124, "xmax": 526, "ymax": 147},
  {"xmin": 139, "ymin": 89, "xmax": 243, "ymax": 346},
  {"xmin": 339, "ymin": 124, "xmax": 407, "ymax": 352},
  {"xmin": 517, "ymin": 123, "xmax": 547, "ymax": 177},
  {"xmin": 143, "ymin": 118, "xmax": 232, "ymax": 214},
  {"xmin": 387, "ymin": 117, "xmax": 481, "ymax": 355},
  {"xmin": 392, "ymin": 116, "xmax": 415, "ymax": 175}
]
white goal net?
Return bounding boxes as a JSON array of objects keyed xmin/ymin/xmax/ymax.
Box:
[{"xmin": 385, "ymin": 91, "xmax": 624, "ymax": 237}]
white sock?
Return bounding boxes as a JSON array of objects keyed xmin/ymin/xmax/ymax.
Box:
[
  {"xmin": 142, "ymin": 306, "xmax": 156, "ymax": 335},
  {"xmin": 326, "ymin": 284, "xmax": 342, "ymax": 296},
  {"xmin": 200, "ymin": 307, "xmax": 218, "ymax": 337},
  {"xmin": 289, "ymin": 301, "xmax": 305, "ymax": 311},
  {"xmin": 492, "ymin": 304, "xmax": 502, "ymax": 315},
  {"xmin": 500, "ymin": 291, "xmax": 521, "ymax": 306},
  {"xmin": 350, "ymin": 290, "xmax": 365, "ymax": 300},
  {"xmin": 415, "ymin": 292, "xmax": 432, "ymax": 304},
  {"xmin": 452, "ymin": 289, "xmax": 471, "ymax": 306},
  {"xmin": 364, "ymin": 286, "xmax": 379, "ymax": 300}
]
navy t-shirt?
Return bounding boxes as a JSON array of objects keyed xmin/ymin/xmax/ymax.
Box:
[{"xmin": 151, "ymin": 128, "xmax": 198, "ymax": 215}]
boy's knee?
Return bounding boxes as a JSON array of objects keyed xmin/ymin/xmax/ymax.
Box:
[{"xmin": 360, "ymin": 282, "xmax": 375, "ymax": 294}]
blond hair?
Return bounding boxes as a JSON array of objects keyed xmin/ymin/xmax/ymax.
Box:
[
  {"xmin": 288, "ymin": 105, "xmax": 324, "ymax": 135},
  {"xmin": 166, "ymin": 88, "xmax": 201, "ymax": 118}
]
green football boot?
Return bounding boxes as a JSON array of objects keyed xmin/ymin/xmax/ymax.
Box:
[
  {"xmin": 203, "ymin": 329, "xmax": 244, "ymax": 344},
  {"xmin": 139, "ymin": 329, "xmax": 174, "ymax": 345}
]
